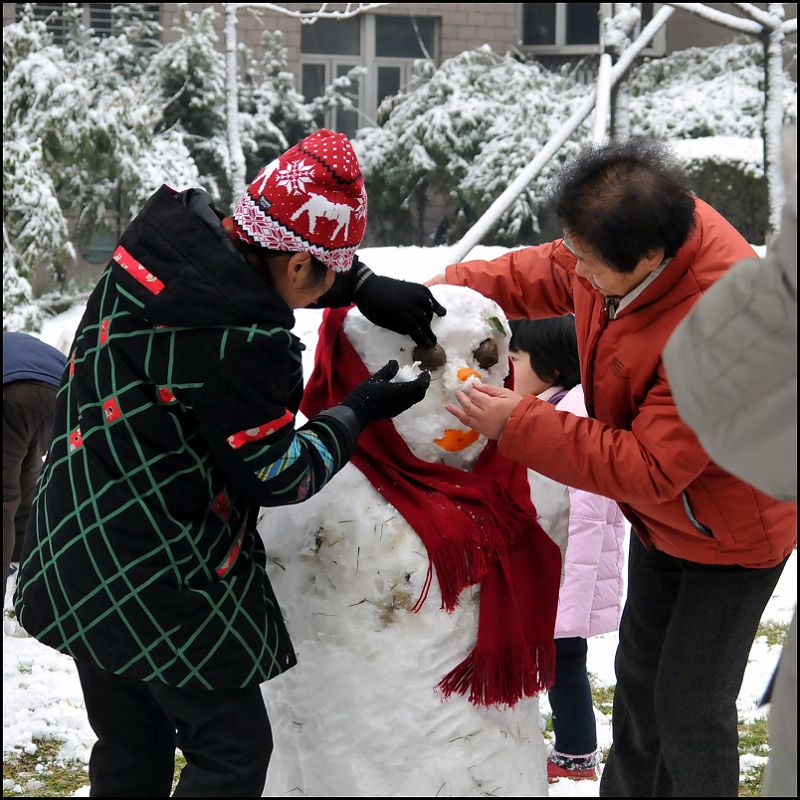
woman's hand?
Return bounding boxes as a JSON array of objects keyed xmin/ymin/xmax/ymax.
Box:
[
  {"xmin": 445, "ymin": 382, "xmax": 524, "ymax": 440},
  {"xmin": 424, "ymin": 273, "xmax": 449, "ymax": 288}
]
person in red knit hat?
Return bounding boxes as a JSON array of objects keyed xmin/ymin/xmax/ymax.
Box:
[{"xmin": 14, "ymin": 129, "xmax": 443, "ymax": 797}]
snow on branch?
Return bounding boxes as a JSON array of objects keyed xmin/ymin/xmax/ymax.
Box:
[
  {"xmin": 731, "ymin": 3, "xmax": 781, "ymax": 29},
  {"xmin": 665, "ymin": 4, "xmax": 763, "ymax": 34},
  {"xmin": 235, "ymin": 3, "xmax": 390, "ymax": 23},
  {"xmin": 783, "ymin": 17, "xmax": 797, "ymax": 34}
]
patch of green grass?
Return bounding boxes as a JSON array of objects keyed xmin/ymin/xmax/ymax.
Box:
[
  {"xmin": 585, "ymin": 674, "xmax": 770, "ymax": 797},
  {"xmin": 3, "ymin": 743, "xmax": 186, "ymax": 797},
  {"xmin": 739, "ymin": 715, "xmax": 770, "ymax": 753},
  {"xmin": 738, "ymin": 715, "xmax": 770, "ymax": 797},
  {"xmin": 589, "ymin": 673, "xmax": 615, "ymax": 714},
  {"xmin": 755, "ymin": 620, "xmax": 789, "ymax": 648},
  {"xmin": 172, "ymin": 752, "xmax": 186, "ymax": 792},
  {"xmin": 3, "ymin": 740, "xmax": 87, "ymax": 797}
]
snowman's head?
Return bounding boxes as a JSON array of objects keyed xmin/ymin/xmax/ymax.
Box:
[{"xmin": 343, "ymin": 284, "xmax": 511, "ymax": 470}]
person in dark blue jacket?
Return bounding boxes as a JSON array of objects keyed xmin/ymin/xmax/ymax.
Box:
[{"xmin": 3, "ymin": 331, "xmax": 67, "ymax": 583}]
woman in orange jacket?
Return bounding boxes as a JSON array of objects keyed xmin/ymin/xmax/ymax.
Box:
[{"xmin": 430, "ymin": 139, "xmax": 796, "ymax": 797}]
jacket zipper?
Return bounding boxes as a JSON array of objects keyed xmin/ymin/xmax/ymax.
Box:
[
  {"xmin": 582, "ymin": 297, "xmax": 615, "ymax": 417},
  {"xmin": 681, "ymin": 491, "xmax": 715, "ymax": 537}
]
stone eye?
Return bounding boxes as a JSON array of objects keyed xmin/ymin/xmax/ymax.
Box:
[
  {"xmin": 412, "ymin": 343, "xmax": 447, "ymax": 371},
  {"xmin": 473, "ymin": 339, "xmax": 499, "ymax": 369}
]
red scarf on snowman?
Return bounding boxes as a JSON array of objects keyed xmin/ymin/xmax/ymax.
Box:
[{"xmin": 301, "ymin": 307, "xmax": 561, "ymax": 707}]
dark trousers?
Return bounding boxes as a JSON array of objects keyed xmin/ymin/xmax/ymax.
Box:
[
  {"xmin": 75, "ymin": 659, "xmax": 272, "ymax": 797},
  {"xmin": 548, "ymin": 636, "xmax": 597, "ymax": 756},
  {"xmin": 600, "ymin": 535, "xmax": 786, "ymax": 797},
  {"xmin": 3, "ymin": 380, "xmax": 58, "ymax": 582}
]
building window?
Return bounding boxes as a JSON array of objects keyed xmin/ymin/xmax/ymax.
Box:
[
  {"xmin": 15, "ymin": 3, "xmax": 68, "ymax": 45},
  {"xmin": 300, "ymin": 15, "xmax": 361, "ymax": 56},
  {"xmin": 519, "ymin": 3, "xmax": 664, "ymax": 54},
  {"xmin": 373, "ymin": 15, "xmax": 437, "ymax": 113},
  {"xmin": 15, "ymin": 3, "xmax": 161, "ymax": 43},
  {"xmin": 300, "ymin": 13, "xmax": 439, "ymax": 134},
  {"xmin": 300, "ymin": 17, "xmax": 362, "ymax": 138},
  {"xmin": 566, "ymin": 3, "xmax": 600, "ymax": 45},
  {"xmin": 522, "ymin": 4, "xmax": 557, "ymax": 46},
  {"xmin": 375, "ymin": 15, "xmax": 436, "ymax": 59}
]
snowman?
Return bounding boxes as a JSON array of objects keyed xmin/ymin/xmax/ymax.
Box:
[{"xmin": 259, "ymin": 285, "xmax": 557, "ymax": 797}]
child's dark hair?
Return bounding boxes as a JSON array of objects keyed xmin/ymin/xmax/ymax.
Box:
[
  {"xmin": 551, "ymin": 138, "xmax": 696, "ymax": 273},
  {"xmin": 509, "ymin": 317, "xmax": 581, "ymax": 390},
  {"xmin": 223, "ymin": 216, "xmax": 329, "ymax": 285},
  {"xmin": 251, "ymin": 245, "xmax": 329, "ymax": 285}
]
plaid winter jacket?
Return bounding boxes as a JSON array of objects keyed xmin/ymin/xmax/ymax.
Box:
[{"xmin": 14, "ymin": 186, "xmax": 360, "ymax": 690}]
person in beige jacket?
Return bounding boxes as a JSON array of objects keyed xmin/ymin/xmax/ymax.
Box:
[{"xmin": 663, "ymin": 126, "xmax": 796, "ymax": 798}]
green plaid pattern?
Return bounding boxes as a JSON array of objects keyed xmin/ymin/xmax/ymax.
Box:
[{"xmin": 14, "ymin": 257, "xmax": 350, "ymax": 690}]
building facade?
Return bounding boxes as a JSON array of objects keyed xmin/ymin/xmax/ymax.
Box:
[
  {"xmin": 4, "ymin": 3, "xmax": 797, "ymax": 279},
  {"xmin": 9, "ymin": 3, "xmax": 794, "ymax": 137}
]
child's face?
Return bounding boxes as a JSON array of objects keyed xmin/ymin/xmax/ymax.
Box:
[
  {"xmin": 509, "ymin": 350, "xmax": 554, "ymax": 397},
  {"xmin": 271, "ymin": 253, "xmax": 336, "ymax": 309}
]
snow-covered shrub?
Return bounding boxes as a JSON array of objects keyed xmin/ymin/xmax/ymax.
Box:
[
  {"xmin": 237, "ymin": 29, "xmax": 363, "ymax": 186},
  {"xmin": 670, "ymin": 136, "xmax": 768, "ymax": 243},
  {"xmin": 355, "ymin": 47, "xmax": 592, "ymax": 246},
  {"xmin": 3, "ymin": 5, "xmax": 203, "ymax": 303},
  {"xmin": 2, "ymin": 257, "xmax": 40, "ymax": 333},
  {"xmin": 4, "ymin": 4, "xmax": 360, "ymax": 322},
  {"xmin": 359, "ymin": 41, "xmax": 796, "ymax": 247},
  {"xmin": 149, "ymin": 5, "xmax": 229, "ymax": 204},
  {"xmin": 629, "ymin": 41, "xmax": 796, "ymax": 140}
]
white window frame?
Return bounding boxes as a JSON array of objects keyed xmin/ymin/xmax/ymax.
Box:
[
  {"xmin": 518, "ymin": 3, "xmax": 666, "ymax": 56},
  {"xmin": 300, "ymin": 13, "xmax": 439, "ymax": 131},
  {"xmin": 300, "ymin": 55, "xmax": 367, "ymax": 136}
]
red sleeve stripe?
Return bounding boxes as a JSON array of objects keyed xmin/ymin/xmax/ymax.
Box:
[
  {"xmin": 226, "ymin": 410, "xmax": 295, "ymax": 450},
  {"xmin": 112, "ymin": 245, "xmax": 166, "ymax": 295}
]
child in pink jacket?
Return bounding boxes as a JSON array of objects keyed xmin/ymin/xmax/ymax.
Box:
[{"xmin": 509, "ymin": 317, "xmax": 626, "ymax": 783}]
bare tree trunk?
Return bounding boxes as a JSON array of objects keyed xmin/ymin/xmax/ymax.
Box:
[
  {"xmin": 763, "ymin": 4, "xmax": 786, "ymax": 240},
  {"xmin": 663, "ymin": 3, "xmax": 793, "ymax": 242},
  {"xmin": 593, "ymin": 52, "xmax": 613, "ymax": 144},
  {"xmin": 225, "ymin": 3, "xmax": 247, "ymax": 200},
  {"xmin": 610, "ymin": 3, "xmax": 634, "ymax": 141}
]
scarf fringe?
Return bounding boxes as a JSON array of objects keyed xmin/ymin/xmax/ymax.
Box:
[
  {"xmin": 412, "ymin": 479, "xmax": 536, "ymax": 613},
  {"xmin": 437, "ymin": 642, "xmax": 557, "ymax": 708}
]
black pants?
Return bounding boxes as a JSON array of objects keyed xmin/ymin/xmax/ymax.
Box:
[
  {"xmin": 600, "ymin": 536, "xmax": 786, "ymax": 797},
  {"xmin": 548, "ymin": 636, "xmax": 597, "ymax": 756},
  {"xmin": 3, "ymin": 380, "xmax": 58, "ymax": 582},
  {"xmin": 75, "ymin": 659, "xmax": 272, "ymax": 797}
]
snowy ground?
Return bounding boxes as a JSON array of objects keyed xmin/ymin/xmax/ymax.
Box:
[{"xmin": 3, "ymin": 245, "xmax": 796, "ymax": 796}]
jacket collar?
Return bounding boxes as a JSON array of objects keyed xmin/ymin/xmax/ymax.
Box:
[{"xmin": 118, "ymin": 185, "xmax": 295, "ymax": 329}]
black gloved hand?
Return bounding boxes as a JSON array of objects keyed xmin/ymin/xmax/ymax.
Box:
[
  {"xmin": 354, "ymin": 266, "xmax": 447, "ymax": 349},
  {"xmin": 340, "ymin": 360, "xmax": 431, "ymax": 427}
]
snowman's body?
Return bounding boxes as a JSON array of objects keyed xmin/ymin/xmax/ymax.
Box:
[{"xmin": 260, "ymin": 286, "xmax": 548, "ymax": 797}]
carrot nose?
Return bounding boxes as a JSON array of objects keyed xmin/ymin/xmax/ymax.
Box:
[
  {"xmin": 457, "ymin": 367, "xmax": 482, "ymax": 382},
  {"xmin": 434, "ymin": 428, "xmax": 481, "ymax": 452}
]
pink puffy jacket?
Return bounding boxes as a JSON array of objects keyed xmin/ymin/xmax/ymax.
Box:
[{"xmin": 532, "ymin": 386, "xmax": 626, "ymax": 639}]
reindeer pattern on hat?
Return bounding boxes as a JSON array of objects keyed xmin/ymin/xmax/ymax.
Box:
[
  {"xmin": 232, "ymin": 129, "xmax": 367, "ymax": 272},
  {"xmin": 290, "ymin": 192, "xmax": 354, "ymax": 239}
]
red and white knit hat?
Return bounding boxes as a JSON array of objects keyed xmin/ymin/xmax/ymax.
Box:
[{"xmin": 232, "ymin": 129, "xmax": 367, "ymax": 273}]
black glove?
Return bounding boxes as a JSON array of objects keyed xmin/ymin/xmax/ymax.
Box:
[
  {"xmin": 354, "ymin": 265, "xmax": 447, "ymax": 349},
  {"xmin": 341, "ymin": 360, "xmax": 431, "ymax": 427}
]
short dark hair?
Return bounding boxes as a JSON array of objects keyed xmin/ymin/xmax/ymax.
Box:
[
  {"xmin": 509, "ymin": 316, "xmax": 581, "ymax": 390},
  {"xmin": 239, "ymin": 243, "xmax": 329, "ymax": 286},
  {"xmin": 552, "ymin": 138, "xmax": 697, "ymax": 273}
]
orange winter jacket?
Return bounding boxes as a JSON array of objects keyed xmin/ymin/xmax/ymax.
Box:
[{"xmin": 446, "ymin": 198, "xmax": 796, "ymax": 568}]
